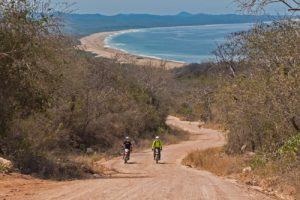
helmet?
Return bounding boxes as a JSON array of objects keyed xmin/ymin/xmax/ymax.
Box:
[
  {"xmin": 125, "ymin": 136, "xmax": 130, "ymax": 140},
  {"xmin": 155, "ymin": 136, "xmax": 159, "ymax": 139}
]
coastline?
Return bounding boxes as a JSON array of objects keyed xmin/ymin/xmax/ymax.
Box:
[{"xmin": 79, "ymin": 31, "xmax": 186, "ymax": 69}]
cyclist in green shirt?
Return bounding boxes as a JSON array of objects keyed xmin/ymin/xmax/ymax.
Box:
[{"xmin": 152, "ymin": 136, "xmax": 162, "ymax": 160}]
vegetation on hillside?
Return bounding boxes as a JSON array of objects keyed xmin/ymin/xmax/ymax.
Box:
[
  {"xmin": 177, "ymin": 7, "xmax": 300, "ymax": 158},
  {"xmin": 0, "ymin": 3, "xmax": 299, "ymax": 197},
  {"xmin": 179, "ymin": 2, "xmax": 300, "ymax": 197},
  {"xmin": 214, "ymin": 21, "xmax": 300, "ymax": 154},
  {"xmin": 0, "ymin": 1, "xmax": 184, "ymax": 178},
  {"xmin": 180, "ymin": 21, "xmax": 299, "ymax": 197}
]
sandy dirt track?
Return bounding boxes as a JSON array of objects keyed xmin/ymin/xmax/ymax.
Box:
[{"xmin": 8, "ymin": 116, "xmax": 273, "ymax": 200}]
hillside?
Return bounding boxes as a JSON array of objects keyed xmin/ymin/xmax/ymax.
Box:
[
  {"xmin": 0, "ymin": 0, "xmax": 299, "ymax": 199},
  {"xmin": 62, "ymin": 12, "xmax": 278, "ymax": 36}
]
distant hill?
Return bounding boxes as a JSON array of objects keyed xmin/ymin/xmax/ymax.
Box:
[{"xmin": 61, "ymin": 12, "xmax": 278, "ymax": 36}]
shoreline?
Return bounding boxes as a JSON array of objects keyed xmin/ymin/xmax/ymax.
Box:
[{"xmin": 79, "ymin": 30, "xmax": 186, "ymax": 69}]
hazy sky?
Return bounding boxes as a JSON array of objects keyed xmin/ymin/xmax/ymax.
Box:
[{"xmin": 54, "ymin": 0, "xmax": 286, "ymax": 15}]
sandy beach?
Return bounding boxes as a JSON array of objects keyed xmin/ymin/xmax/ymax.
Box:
[{"xmin": 79, "ymin": 31, "xmax": 186, "ymax": 69}]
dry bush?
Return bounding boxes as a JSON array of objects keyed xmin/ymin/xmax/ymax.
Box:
[
  {"xmin": 240, "ymin": 156, "xmax": 300, "ymax": 198},
  {"xmin": 0, "ymin": 1, "xmax": 186, "ymax": 178},
  {"xmin": 6, "ymin": 54, "xmax": 176, "ymax": 177},
  {"xmin": 213, "ymin": 20, "xmax": 300, "ymax": 154},
  {"xmin": 285, "ymin": 164, "xmax": 300, "ymax": 199},
  {"xmin": 161, "ymin": 128, "xmax": 190, "ymax": 145},
  {"xmin": 178, "ymin": 5, "xmax": 300, "ymax": 199},
  {"xmin": 183, "ymin": 148, "xmax": 300, "ymax": 198},
  {"xmin": 210, "ymin": 22, "xmax": 300, "ymax": 197},
  {"xmin": 0, "ymin": 0, "xmax": 64, "ymax": 138},
  {"xmin": 235, "ymin": 0, "xmax": 300, "ymax": 13},
  {"xmin": 70, "ymin": 153, "xmax": 108, "ymax": 175},
  {"xmin": 170, "ymin": 62, "xmax": 227, "ymax": 121},
  {"xmin": 182, "ymin": 147, "xmax": 245, "ymax": 176}
]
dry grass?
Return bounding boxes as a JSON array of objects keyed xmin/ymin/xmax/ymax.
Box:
[
  {"xmin": 162, "ymin": 129, "xmax": 190, "ymax": 145},
  {"xmin": 69, "ymin": 153, "xmax": 109, "ymax": 176},
  {"xmin": 251, "ymin": 160, "xmax": 300, "ymax": 199},
  {"xmin": 200, "ymin": 123, "xmax": 225, "ymax": 132},
  {"xmin": 182, "ymin": 147, "xmax": 245, "ymax": 176},
  {"xmin": 182, "ymin": 147, "xmax": 300, "ymax": 199},
  {"xmin": 237, "ymin": 162, "xmax": 300, "ymax": 199}
]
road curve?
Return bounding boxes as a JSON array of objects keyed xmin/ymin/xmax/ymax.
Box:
[{"xmin": 23, "ymin": 116, "xmax": 273, "ymax": 200}]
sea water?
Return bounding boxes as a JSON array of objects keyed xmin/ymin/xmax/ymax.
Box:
[{"xmin": 105, "ymin": 23, "xmax": 254, "ymax": 63}]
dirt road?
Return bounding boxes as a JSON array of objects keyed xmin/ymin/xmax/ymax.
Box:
[{"xmin": 4, "ymin": 116, "xmax": 273, "ymax": 200}]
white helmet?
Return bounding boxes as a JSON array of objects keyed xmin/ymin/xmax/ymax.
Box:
[
  {"xmin": 155, "ymin": 136, "xmax": 159, "ymax": 139},
  {"xmin": 125, "ymin": 136, "xmax": 130, "ymax": 140}
]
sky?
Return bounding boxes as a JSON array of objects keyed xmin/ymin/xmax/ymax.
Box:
[{"xmin": 53, "ymin": 0, "xmax": 286, "ymax": 15}]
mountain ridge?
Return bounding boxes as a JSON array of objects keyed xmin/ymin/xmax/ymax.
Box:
[{"xmin": 62, "ymin": 13, "xmax": 279, "ymax": 36}]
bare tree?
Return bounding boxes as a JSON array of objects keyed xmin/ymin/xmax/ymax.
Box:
[{"xmin": 235, "ymin": 0, "xmax": 300, "ymax": 13}]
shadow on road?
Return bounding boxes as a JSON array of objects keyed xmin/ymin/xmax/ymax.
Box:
[
  {"xmin": 101, "ymin": 175, "xmax": 151, "ymax": 179},
  {"xmin": 125, "ymin": 161, "xmax": 140, "ymax": 165},
  {"xmin": 156, "ymin": 162, "xmax": 174, "ymax": 165},
  {"xmin": 114, "ymin": 171, "xmax": 145, "ymax": 175}
]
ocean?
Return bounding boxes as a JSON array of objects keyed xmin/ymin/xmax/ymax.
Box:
[{"xmin": 105, "ymin": 23, "xmax": 255, "ymax": 63}]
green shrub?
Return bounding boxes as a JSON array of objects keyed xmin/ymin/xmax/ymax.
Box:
[
  {"xmin": 278, "ymin": 133, "xmax": 300, "ymax": 162},
  {"xmin": 0, "ymin": 164, "xmax": 10, "ymax": 173},
  {"xmin": 250, "ymin": 155, "xmax": 268, "ymax": 169}
]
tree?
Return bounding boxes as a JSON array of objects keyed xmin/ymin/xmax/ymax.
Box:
[
  {"xmin": 214, "ymin": 20, "xmax": 300, "ymax": 153},
  {"xmin": 0, "ymin": 0, "xmax": 64, "ymax": 138},
  {"xmin": 235, "ymin": 0, "xmax": 300, "ymax": 13}
]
